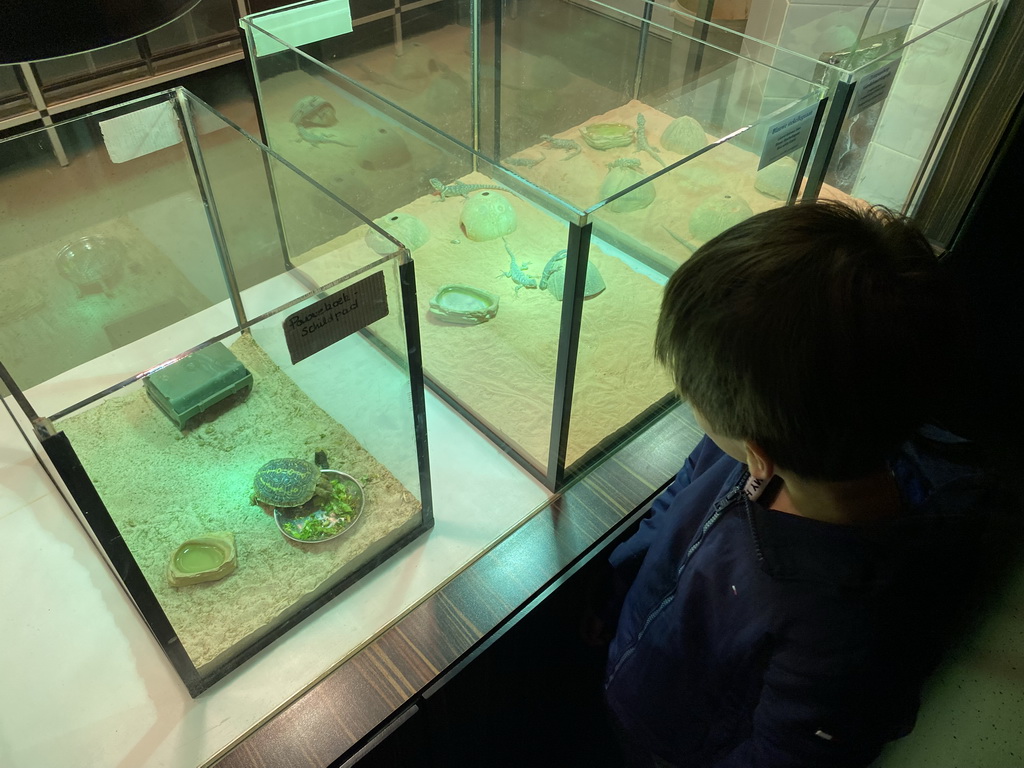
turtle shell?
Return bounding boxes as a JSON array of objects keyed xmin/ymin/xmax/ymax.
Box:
[{"xmin": 253, "ymin": 458, "xmax": 321, "ymax": 508}]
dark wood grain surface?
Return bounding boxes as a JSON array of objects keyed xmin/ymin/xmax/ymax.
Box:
[
  {"xmin": 211, "ymin": 403, "xmax": 703, "ymax": 768},
  {"xmin": 914, "ymin": 2, "xmax": 1024, "ymax": 247}
]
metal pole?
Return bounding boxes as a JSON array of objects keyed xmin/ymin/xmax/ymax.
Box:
[
  {"xmin": 547, "ymin": 221, "xmax": 592, "ymax": 490},
  {"xmin": 469, "ymin": 0, "xmax": 482, "ymax": 160},
  {"xmin": 789, "ymin": 98, "xmax": 828, "ymax": 205},
  {"xmin": 174, "ymin": 89, "xmax": 248, "ymax": 329},
  {"xmin": 398, "ymin": 258, "xmax": 434, "ymax": 524},
  {"xmin": 802, "ymin": 79, "xmax": 855, "ymax": 201},
  {"xmin": 18, "ymin": 62, "xmax": 68, "ymax": 166},
  {"xmin": 491, "ymin": 0, "xmax": 502, "ymax": 160},
  {"xmin": 631, "ymin": 0, "xmax": 655, "ymax": 100}
]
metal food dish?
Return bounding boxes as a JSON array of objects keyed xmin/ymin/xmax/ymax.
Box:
[{"xmin": 273, "ymin": 469, "xmax": 364, "ymax": 544}]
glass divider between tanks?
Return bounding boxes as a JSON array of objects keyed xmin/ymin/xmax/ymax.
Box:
[
  {"xmin": 398, "ymin": 258, "xmax": 434, "ymax": 525},
  {"xmin": 802, "ymin": 79, "xmax": 856, "ymax": 203},
  {"xmin": 174, "ymin": 89, "xmax": 248, "ymax": 330},
  {"xmin": 470, "ymin": 0, "xmax": 482, "ymax": 161},
  {"xmin": 904, "ymin": 2, "xmax": 998, "ymax": 215},
  {"xmin": 546, "ymin": 221, "xmax": 593, "ymax": 491},
  {"xmin": 349, "ymin": 300, "xmax": 552, "ymax": 488},
  {"xmin": 789, "ymin": 98, "xmax": 829, "ymax": 205},
  {"xmin": 0, "ymin": 358, "xmax": 40, "ymax": 434},
  {"xmin": 237, "ymin": 35, "xmax": 294, "ymax": 269}
]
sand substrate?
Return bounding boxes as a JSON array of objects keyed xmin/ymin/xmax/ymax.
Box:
[
  {"xmin": 291, "ymin": 182, "xmax": 676, "ymax": 470},
  {"xmin": 59, "ymin": 334, "xmax": 423, "ymax": 670},
  {"xmin": 258, "ymin": 62, "xmax": 797, "ymax": 469}
]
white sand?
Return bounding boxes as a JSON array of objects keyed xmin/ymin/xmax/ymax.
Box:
[{"xmin": 59, "ymin": 334, "xmax": 422, "ymax": 670}]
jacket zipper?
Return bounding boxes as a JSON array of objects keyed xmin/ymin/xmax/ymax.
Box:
[{"xmin": 606, "ymin": 486, "xmax": 743, "ymax": 687}]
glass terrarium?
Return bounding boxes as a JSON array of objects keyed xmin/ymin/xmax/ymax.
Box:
[
  {"xmin": 639, "ymin": 0, "xmax": 998, "ymax": 211},
  {"xmin": 240, "ymin": 0, "xmax": 825, "ymax": 488},
  {"xmin": 0, "ymin": 88, "xmax": 432, "ymax": 696}
]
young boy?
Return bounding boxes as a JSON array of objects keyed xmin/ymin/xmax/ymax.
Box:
[{"xmin": 604, "ymin": 200, "xmax": 991, "ymax": 767}]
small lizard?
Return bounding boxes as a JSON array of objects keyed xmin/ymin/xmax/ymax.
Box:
[
  {"xmin": 498, "ymin": 239, "xmax": 538, "ymax": 295},
  {"xmin": 429, "ymin": 178, "xmax": 509, "ymax": 201},
  {"xmin": 505, "ymin": 153, "xmax": 546, "ymax": 168},
  {"xmin": 607, "ymin": 157, "xmax": 643, "ymax": 171},
  {"xmin": 540, "ymin": 135, "xmax": 582, "ymax": 160},
  {"xmin": 297, "ymin": 125, "xmax": 355, "ymax": 148},
  {"xmin": 634, "ymin": 114, "xmax": 666, "ymax": 168}
]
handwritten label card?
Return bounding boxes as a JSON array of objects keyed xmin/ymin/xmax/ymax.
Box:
[{"xmin": 284, "ymin": 271, "xmax": 389, "ymax": 365}]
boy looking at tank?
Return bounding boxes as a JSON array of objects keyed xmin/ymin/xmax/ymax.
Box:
[{"xmin": 604, "ymin": 200, "xmax": 991, "ymax": 767}]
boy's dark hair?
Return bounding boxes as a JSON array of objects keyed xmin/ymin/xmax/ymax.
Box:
[{"xmin": 655, "ymin": 200, "xmax": 965, "ymax": 481}]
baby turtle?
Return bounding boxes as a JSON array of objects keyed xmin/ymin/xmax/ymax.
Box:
[{"xmin": 251, "ymin": 452, "xmax": 330, "ymax": 511}]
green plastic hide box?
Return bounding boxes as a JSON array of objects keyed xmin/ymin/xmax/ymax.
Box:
[{"xmin": 144, "ymin": 342, "xmax": 253, "ymax": 430}]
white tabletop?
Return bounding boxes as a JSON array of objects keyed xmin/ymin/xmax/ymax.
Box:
[{"xmin": 0, "ymin": 382, "xmax": 549, "ymax": 768}]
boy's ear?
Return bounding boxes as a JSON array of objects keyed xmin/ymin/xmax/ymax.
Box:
[{"xmin": 743, "ymin": 441, "xmax": 775, "ymax": 480}]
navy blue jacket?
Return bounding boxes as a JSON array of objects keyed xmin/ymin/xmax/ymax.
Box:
[{"xmin": 605, "ymin": 430, "xmax": 989, "ymax": 767}]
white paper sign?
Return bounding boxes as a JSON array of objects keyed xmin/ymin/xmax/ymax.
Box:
[
  {"xmin": 850, "ymin": 58, "xmax": 901, "ymax": 116},
  {"xmin": 760, "ymin": 103, "xmax": 819, "ymax": 170},
  {"xmin": 246, "ymin": 0, "xmax": 353, "ymax": 57},
  {"xmin": 99, "ymin": 102, "xmax": 182, "ymax": 164}
]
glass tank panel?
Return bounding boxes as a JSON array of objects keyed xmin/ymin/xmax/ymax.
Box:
[
  {"xmin": 813, "ymin": 2, "xmax": 995, "ymax": 210},
  {"xmin": 636, "ymin": 0, "xmax": 996, "ymax": 212},
  {"xmin": 0, "ymin": 88, "xmax": 431, "ymax": 696},
  {"xmin": 241, "ymin": 0, "xmax": 823, "ymax": 485}
]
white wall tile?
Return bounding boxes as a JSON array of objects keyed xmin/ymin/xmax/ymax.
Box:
[{"xmin": 850, "ymin": 141, "xmax": 919, "ymax": 207}]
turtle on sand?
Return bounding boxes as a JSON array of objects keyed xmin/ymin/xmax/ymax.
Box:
[{"xmin": 251, "ymin": 452, "xmax": 330, "ymax": 513}]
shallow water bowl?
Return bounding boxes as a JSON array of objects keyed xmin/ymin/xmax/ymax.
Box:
[
  {"xmin": 429, "ymin": 284, "xmax": 500, "ymax": 325},
  {"xmin": 290, "ymin": 95, "xmax": 337, "ymax": 127},
  {"xmin": 167, "ymin": 532, "xmax": 237, "ymax": 587},
  {"xmin": 274, "ymin": 470, "xmax": 365, "ymax": 544},
  {"xmin": 579, "ymin": 122, "xmax": 635, "ymax": 150},
  {"xmin": 55, "ymin": 235, "xmax": 125, "ymax": 297}
]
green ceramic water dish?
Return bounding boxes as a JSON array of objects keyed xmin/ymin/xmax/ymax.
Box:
[
  {"xmin": 167, "ymin": 532, "xmax": 237, "ymax": 586},
  {"xmin": 429, "ymin": 284, "xmax": 500, "ymax": 324},
  {"xmin": 579, "ymin": 122, "xmax": 635, "ymax": 150},
  {"xmin": 274, "ymin": 470, "xmax": 365, "ymax": 544},
  {"xmin": 144, "ymin": 342, "xmax": 253, "ymax": 430}
]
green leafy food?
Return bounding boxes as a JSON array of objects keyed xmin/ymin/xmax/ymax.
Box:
[{"xmin": 280, "ymin": 479, "xmax": 360, "ymax": 542}]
